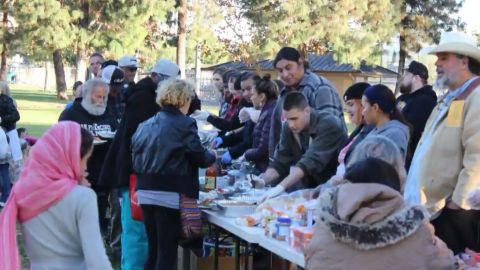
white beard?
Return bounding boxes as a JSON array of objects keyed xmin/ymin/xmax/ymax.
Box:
[
  {"xmin": 434, "ymin": 76, "xmax": 449, "ymax": 91},
  {"xmin": 81, "ymin": 98, "xmax": 106, "ymax": 116}
]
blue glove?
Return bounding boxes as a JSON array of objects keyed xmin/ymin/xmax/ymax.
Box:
[
  {"xmin": 212, "ymin": 137, "xmax": 223, "ymax": 149},
  {"xmin": 221, "ymin": 151, "xmax": 232, "ymax": 164}
]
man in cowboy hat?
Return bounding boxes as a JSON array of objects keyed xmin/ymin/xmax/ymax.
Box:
[{"xmin": 404, "ymin": 31, "xmax": 480, "ymax": 253}]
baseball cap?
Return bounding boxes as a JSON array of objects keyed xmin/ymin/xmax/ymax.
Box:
[
  {"xmin": 102, "ymin": 65, "xmax": 125, "ymax": 85},
  {"xmin": 118, "ymin": 55, "xmax": 138, "ymax": 68},
  {"xmin": 404, "ymin": 61, "xmax": 428, "ymax": 80},
  {"xmin": 151, "ymin": 59, "xmax": 180, "ymax": 78}
]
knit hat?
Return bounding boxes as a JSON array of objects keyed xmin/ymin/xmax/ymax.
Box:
[{"xmin": 344, "ymin": 82, "xmax": 371, "ymax": 102}]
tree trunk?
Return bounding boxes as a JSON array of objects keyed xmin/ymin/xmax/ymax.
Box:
[
  {"xmin": 0, "ymin": 8, "xmax": 8, "ymax": 81},
  {"xmin": 395, "ymin": 35, "xmax": 406, "ymax": 95},
  {"xmin": 176, "ymin": 0, "xmax": 187, "ymax": 78},
  {"xmin": 53, "ymin": 49, "xmax": 68, "ymax": 100},
  {"xmin": 395, "ymin": 1, "xmax": 407, "ymax": 96},
  {"xmin": 75, "ymin": 47, "xmax": 87, "ymax": 83}
]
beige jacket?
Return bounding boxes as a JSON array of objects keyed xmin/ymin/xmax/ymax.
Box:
[
  {"xmin": 305, "ymin": 183, "xmax": 455, "ymax": 270},
  {"xmin": 416, "ymin": 82, "xmax": 480, "ymax": 214}
]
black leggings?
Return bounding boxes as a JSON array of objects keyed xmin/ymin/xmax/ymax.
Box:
[{"xmin": 141, "ymin": 204, "xmax": 180, "ymax": 270}]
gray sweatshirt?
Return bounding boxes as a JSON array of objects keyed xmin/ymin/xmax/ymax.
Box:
[
  {"xmin": 367, "ymin": 120, "xmax": 410, "ymax": 161},
  {"xmin": 21, "ymin": 186, "xmax": 113, "ymax": 270}
]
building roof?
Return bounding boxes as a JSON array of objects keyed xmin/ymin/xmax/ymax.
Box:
[{"xmin": 205, "ymin": 53, "xmax": 397, "ymax": 77}]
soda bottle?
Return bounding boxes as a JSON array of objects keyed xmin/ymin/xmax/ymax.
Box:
[{"xmin": 205, "ymin": 164, "xmax": 217, "ymax": 191}]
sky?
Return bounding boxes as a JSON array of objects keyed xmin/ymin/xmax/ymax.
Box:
[{"xmin": 459, "ymin": 0, "xmax": 480, "ymax": 34}]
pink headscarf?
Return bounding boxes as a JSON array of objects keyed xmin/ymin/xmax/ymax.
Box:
[{"xmin": 0, "ymin": 121, "xmax": 84, "ymax": 270}]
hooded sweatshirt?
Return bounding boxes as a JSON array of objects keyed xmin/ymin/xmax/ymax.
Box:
[
  {"xmin": 305, "ymin": 183, "xmax": 455, "ymax": 270},
  {"xmin": 366, "ymin": 120, "xmax": 410, "ymax": 161},
  {"xmin": 396, "ymin": 85, "xmax": 437, "ymax": 167}
]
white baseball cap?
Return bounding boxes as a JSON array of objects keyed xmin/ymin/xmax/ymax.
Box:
[
  {"xmin": 118, "ymin": 55, "xmax": 138, "ymax": 68},
  {"xmin": 102, "ymin": 65, "xmax": 125, "ymax": 85},
  {"xmin": 151, "ymin": 59, "xmax": 180, "ymax": 78}
]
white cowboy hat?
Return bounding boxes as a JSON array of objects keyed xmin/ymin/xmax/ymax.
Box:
[{"xmin": 427, "ymin": 31, "xmax": 480, "ymax": 62}]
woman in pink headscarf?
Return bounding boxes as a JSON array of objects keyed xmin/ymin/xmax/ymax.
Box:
[{"xmin": 0, "ymin": 121, "xmax": 112, "ymax": 270}]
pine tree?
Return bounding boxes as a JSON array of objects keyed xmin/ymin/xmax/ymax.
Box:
[
  {"xmin": 396, "ymin": 0, "xmax": 464, "ymax": 93},
  {"xmin": 233, "ymin": 0, "xmax": 401, "ymax": 64},
  {"xmin": 15, "ymin": 0, "xmax": 80, "ymax": 99}
]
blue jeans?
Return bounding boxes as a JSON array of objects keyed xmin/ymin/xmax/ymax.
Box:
[
  {"xmin": 120, "ymin": 188, "xmax": 148, "ymax": 270},
  {"xmin": 0, "ymin": 163, "xmax": 10, "ymax": 203}
]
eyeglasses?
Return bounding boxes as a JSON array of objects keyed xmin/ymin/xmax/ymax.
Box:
[{"xmin": 127, "ymin": 67, "xmax": 138, "ymax": 72}]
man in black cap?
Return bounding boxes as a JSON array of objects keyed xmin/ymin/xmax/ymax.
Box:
[
  {"xmin": 102, "ymin": 65, "xmax": 126, "ymax": 122},
  {"xmin": 396, "ymin": 60, "xmax": 437, "ymax": 168}
]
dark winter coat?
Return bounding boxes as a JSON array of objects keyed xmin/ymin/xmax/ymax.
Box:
[
  {"xmin": 396, "ymin": 85, "xmax": 437, "ymax": 168},
  {"xmin": 244, "ymin": 99, "xmax": 277, "ymax": 172},
  {"xmin": 221, "ymin": 120, "xmax": 255, "ymax": 159},
  {"xmin": 98, "ymin": 76, "xmax": 160, "ymax": 188},
  {"xmin": 131, "ymin": 106, "xmax": 215, "ymax": 199}
]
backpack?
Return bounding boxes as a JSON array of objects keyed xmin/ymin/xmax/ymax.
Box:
[{"xmin": 0, "ymin": 127, "xmax": 10, "ymax": 163}]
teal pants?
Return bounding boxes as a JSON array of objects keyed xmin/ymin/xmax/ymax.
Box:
[{"xmin": 120, "ymin": 188, "xmax": 148, "ymax": 270}]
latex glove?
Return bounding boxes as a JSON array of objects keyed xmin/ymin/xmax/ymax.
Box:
[
  {"xmin": 212, "ymin": 137, "xmax": 223, "ymax": 149},
  {"xmin": 467, "ymin": 188, "xmax": 480, "ymax": 210},
  {"xmin": 221, "ymin": 151, "xmax": 232, "ymax": 164},
  {"xmin": 239, "ymin": 108, "xmax": 261, "ymax": 123},
  {"xmin": 237, "ymin": 154, "xmax": 246, "ymax": 162},
  {"xmin": 247, "ymin": 174, "xmax": 265, "ymax": 188},
  {"xmin": 238, "ymin": 108, "xmax": 250, "ymax": 123},
  {"xmin": 329, "ymin": 174, "xmax": 347, "ymax": 186},
  {"xmin": 246, "ymin": 108, "xmax": 261, "ymax": 123},
  {"xmin": 192, "ymin": 110, "xmax": 210, "ymax": 121},
  {"xmin": 259, "ymin": 185, "xmax": 285, "ymax": 203}
]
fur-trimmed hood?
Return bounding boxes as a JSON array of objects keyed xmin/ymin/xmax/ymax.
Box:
[{"xmin": 317, "ymin": 183, "xmax": 429, "ymax": 250}]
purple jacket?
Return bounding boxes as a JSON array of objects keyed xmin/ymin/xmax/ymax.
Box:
[{"xmin": 244, "ymin": 99, "xmax": 277, "ymax": 172}]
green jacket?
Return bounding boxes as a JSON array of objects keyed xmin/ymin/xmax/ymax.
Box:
[{"xmin": 270, "ymin": 110, "xmax": 347, "ymax": 188}]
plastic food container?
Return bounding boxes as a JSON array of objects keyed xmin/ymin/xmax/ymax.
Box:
[
  {"xmin": 289, "ymin": 226, "xmax": 314, "ymax": 251},
  {"xmin": 275, "ymin": 217, "xmax": 292, "ymax": 241}
]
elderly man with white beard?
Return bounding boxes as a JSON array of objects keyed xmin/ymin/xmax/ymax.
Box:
[
  {"xmin": 404, "ymin": 31, "xmax": 480, "ymax": 254},
  {"xmin": 59, "ymin": 78, "xmax": 118, "ymax": 238}
]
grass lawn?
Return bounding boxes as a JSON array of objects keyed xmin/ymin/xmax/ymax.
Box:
[
  {"xmin": 11, "ymin": 86, "xmax": 67, "ymax": 137},
  {"xmin": 10, "ymin": 86, "xmax": 220, "ymax": 137}
]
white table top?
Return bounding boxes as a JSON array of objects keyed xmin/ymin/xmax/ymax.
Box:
[
  {"xmin": 203, "ymin": 210, "xmax": 263, "ymax": 243},
  {"xmin": 203, "ymin": 210, "xmax": 305, "ymax": 267}
]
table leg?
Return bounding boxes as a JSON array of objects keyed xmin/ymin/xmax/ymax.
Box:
[
  {"xmin": 214, "ymin": 227, "xmax": 219, "ymax": 270},
  {"xmin": 235, "ymin": 238, "xmax": 240, "ymax": 270},
  {"xmin": 182, "ymin": 247, "xmax": 190, "ymax": 270}
]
